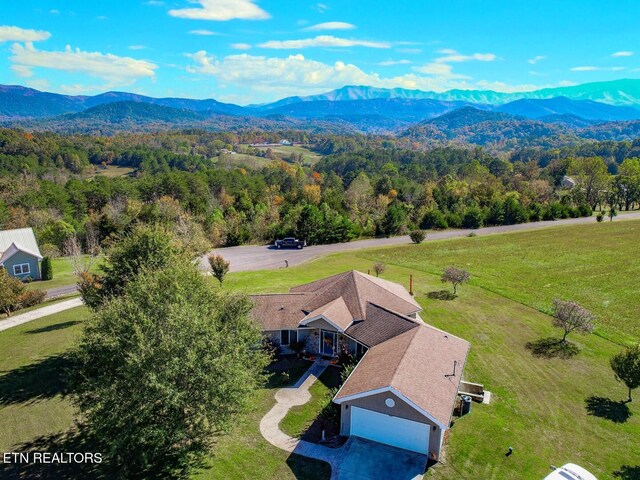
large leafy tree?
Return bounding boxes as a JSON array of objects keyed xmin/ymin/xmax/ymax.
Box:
[
  {"xmin": 72, "ymin": 263, "xmax": 269, "ymax": 478},
  {"xmin": 610, "ymin": 345, "xmax": 640, "ymax": 403},
  {"xmin": 80, "ymin": 225, "xmax": 181, "ymax": 309}
]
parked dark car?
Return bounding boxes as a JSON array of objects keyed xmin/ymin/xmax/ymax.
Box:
[{"xmin": 274, "ymin": 237, "xmax": 306, "ymax": 249}]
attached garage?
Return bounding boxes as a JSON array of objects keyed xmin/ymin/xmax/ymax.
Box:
[{"xmin": 350, "ymin": 406, "xmax": 430, "ymax": 454}]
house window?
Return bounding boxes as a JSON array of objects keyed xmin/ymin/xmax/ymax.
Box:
[
  {"xmin": 13, "ymin": 263, "xmax": 30, "ymax": 275},
  {"xmin": 281, "ymin": 329, "xmax": 297, "ymax": 346}
]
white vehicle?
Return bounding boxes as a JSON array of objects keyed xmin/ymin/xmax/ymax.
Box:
[{"xmin": 544, "ymin": 463, "xmax": 597, "ymax": 480}]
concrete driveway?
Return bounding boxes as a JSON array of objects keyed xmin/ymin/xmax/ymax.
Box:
[{"xmin": 335, "ymin": 437, "xmax": 427, "ymax": 480}]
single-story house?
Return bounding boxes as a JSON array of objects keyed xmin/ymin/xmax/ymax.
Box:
[
  {"xmin": 250, "ymin": 270, "xmax": 470, "ymax": 460},
  {"xmin": 0, "ymin": 228, "xmax": 43, "ymax": 280}
]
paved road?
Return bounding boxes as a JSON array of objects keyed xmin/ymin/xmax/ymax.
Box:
[
  {"xmin": 206, "ymin": 213, "xmax": 640, "ymax": 273},
  {"xmin": 0, "ymin": 297, "xmax": 84, "ymax": 333},
  {"xmin": 45, "ymin": 284, "xmax": 79, "ymax": 299}
]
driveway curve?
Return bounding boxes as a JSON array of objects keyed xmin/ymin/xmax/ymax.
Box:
[
  {"xmin": 0, "ymin": 297, "xmax": 83, "ymax": 332},
  {"xmin": 205, "ymin": 213, "xmax": 640, "ymax": 273}
]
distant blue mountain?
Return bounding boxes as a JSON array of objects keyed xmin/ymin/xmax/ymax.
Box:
[
  {"xmin": 269, "ymin": 79, "xmax": 640, "ymax": 107},
  {"xmin": 494, "ymin": 97, "xmax": 640, "ymax": 121}
]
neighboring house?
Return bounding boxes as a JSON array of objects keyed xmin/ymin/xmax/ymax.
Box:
[
  {"xmin": 279, "ymin": 139, "xmax": 292, "ymax": 145},
  {"xmin": 250, "ymin": 270, "xmax": 470, "ymax": 460},
  {"xmin": 561, "ymin": 175, "xmax": 576, "ymax": 189},
  {"xmin": 0, "ymin": 228, "xmax": 43, "ymax": 280}
]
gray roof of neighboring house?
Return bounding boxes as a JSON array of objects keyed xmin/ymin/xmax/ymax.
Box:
[{"xmin": 0, "ymin": 228, "xmax": 42, "ymax": 264}]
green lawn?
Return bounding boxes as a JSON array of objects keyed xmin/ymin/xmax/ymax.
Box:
[
  {"xmin": 26, "ymin": 255, "xmax": 101, "ymax": 291},
  {"xmin": 0, "ymin": 309, "xmax": 330, "ymax": 480},
  {"xmin": 2, "ymin": 220, "xmax": 639, "ymax": 479},
  {"xmin": 356, "ymin": 220, "xmax": 640, "ymax": 345},
  {"xmin": 0, "ymin": 307, "xmax": 88, "ymax": 452},
  {"xmin": 280, "ymin": 367, "xmax": 341, "ymax": 440}
]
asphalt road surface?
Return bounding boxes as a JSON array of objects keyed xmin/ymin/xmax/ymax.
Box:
[
  {"xmin": 45, "ymin": 284, "xmax": 79, "ymax": 299},
  {"xmin": 205, "ymin": 212, "xmax": 640, "ymax": 273}
]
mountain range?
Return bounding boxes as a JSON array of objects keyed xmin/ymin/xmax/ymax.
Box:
[{"xmin": 1, "ymin": 79, "xmax": 640, "ymax": 146}]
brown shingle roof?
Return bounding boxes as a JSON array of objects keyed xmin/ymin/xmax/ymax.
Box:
[
  {"xmin": 250, "ymin": 294, "xmax": 310, "ymax": 330},
  {"xmin": 302, "ymin": 296, "xmax": 353, "ymax": 331},
  {"xmin": 345, "ymin": 303, "xmax": 420, "ymax": 347},
  {"xmin": 291, "ymin": 270, "xmax": 421, "ymax": 320},
  {"xmin": 334, "ymin": 324, "xmax": 470, "ymax": 428}
]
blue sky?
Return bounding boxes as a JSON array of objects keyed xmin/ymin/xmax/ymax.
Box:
[{"xmin": 1, "ymin": 0, "xmax": 638, "ymax": 104}]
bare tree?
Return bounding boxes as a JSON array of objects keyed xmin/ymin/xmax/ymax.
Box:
[
  {"xmin": 208, "ymin": 254, "xmax": 230, "ymax": 285},
  {"xmin": 552, "ymin": 299, "xmax": 595, "ymax": 343},
  {"xmin": 64, "ymin": 235, "xmax": 97, "ymax": 277},
  {"xmin": 373, "ymin": 262, "xmax": 386, "ymax": 277},
  {"xmin": 441, "ymin": 267, "xmax": 470, "ymax": 294}
]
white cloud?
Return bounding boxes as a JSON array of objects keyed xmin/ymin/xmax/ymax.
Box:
[
  {"xmin": 570, "ymin": 65, "xmax": 625, "ymax": 72},
  {"xmin": 414, "ymin": 62, "xmax": 469, "ymax": 79},
  {"xmin": 10, "ymin": 42, "xmax": 157, "ymax": 87},
  {"xmin": 258, "ymin": 35, "xmax": 390, "ymax": 49},
  {"xmin": 231, "ymin": 43, "xmax": 252, "ymax": 50},
  {"xmin": 612, "ymin": 51, "xmax": 633, "ymax": 57},
  {"xmin": 128, "ymin": 45, "xmax": 147, "ymax": 50},
  {"xmin": 378, "ymin": 59, "xmax": 411, "ymax": 66},
  {"xmin": 188, "ymin": 29, "xmax": 223, "ymax": 36},
  {"xmin": 185, "ymin": 51, "xmax": 541, "ymax": 102},
  {"xmin": 313, "ymin": 3, "xmax": 329, "ymax": 13},
  {"xmin": 49, "ymin": 10, "xmax": 60, "ymax": 15},
  {"xmin": 396, "ymin": 48, "xmax": 422, "ymax": 54},
  {"xmin": 303, "ymin": 22, "xmax": 356, "ymax": 31},
  {"xmin": 434, "ymin": 49, "xmax": 496, "ymax": 63},
  {"xmin": 0, "ymin": 26, "xmax": 51, "ymax": 43},
  {"xmin": 528, "ymin": 55, "xmax": 546, "ymax": 65},
  {"xmin": 169, "ymin": 0, "xmax": 269, "ymax": 21}
]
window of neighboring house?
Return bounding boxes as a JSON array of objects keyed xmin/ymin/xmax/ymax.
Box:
[
  {"xmin": 280, "ymin": 329, "xmax": 297, "ymax": 346},
  {"xmin": 13, "ymin": 263, "xmax": 30, "ymax": 275}
]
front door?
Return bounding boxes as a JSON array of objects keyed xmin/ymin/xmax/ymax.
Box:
[{"xmin": 321, "ymin": 330, "xmax": 337, "ymax": 356}]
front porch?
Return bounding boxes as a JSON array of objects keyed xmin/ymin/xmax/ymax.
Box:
[{"xmin": 265, "ymin": 325, "xmax": 367, "ymax": 358}]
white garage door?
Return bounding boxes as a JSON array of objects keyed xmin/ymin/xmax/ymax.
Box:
[{"xmin": 350, "ymin": 406, "xmax": 430, "ymax": 454}]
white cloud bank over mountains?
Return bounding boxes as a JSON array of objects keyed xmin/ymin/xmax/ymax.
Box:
[
  {"xmin": 185, "ymin": 51, "xmax": 538, "ymax": 101},
  {"xmin": 10, "ymin": 43, "xmax": 157, "ymax": 88}
]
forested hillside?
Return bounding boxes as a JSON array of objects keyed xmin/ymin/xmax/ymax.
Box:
[{"xmin": 2, "ymin": 128, "xmax": 639, "ymax": 258}]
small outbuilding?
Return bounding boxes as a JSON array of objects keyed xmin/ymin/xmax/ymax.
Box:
[{"xmin": 0, "ymin": 228, "xmax": 43, "ymax": 280}]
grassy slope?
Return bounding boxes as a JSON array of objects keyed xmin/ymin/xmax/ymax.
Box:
[
  {"xmin": 0, "ymin": 307, "xmax": 329, "ymax": 480},
  {"xmin": 2, "ymin": 221, "xmax": 639, "ymax": 479},
  {"xmin": 226, "ymin": 221, "xmax": 640, "ymax": 479},
  {"xmin": 355, "ymin": 220, "xmax": 640, "ymax": 345},
  {"xmin": 0, "ymin": 307, "xmax": 87, "ymax": 452}
]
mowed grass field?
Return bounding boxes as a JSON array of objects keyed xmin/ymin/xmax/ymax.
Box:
[
  {"xmin": 1, "ymin": 220, "xmax": 638, "ymax": 479},
  {"xmin": 356, "ymin": 220, "xmax": 640, "ymax": 345}
]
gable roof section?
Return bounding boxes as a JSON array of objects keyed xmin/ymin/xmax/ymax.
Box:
[
  {"xmin": 0, "ymin": 228, "xmax": 41, "ymax": 255},
  {"xmin": 334, "ymin": 324, "xmax": 470, "ymax": 428},
  {"xmin": 0, "ymin": 242, "xmax": 43, "ymax": 265},
  {"xmin": 250, "ymin": 294, "xmax": 310, "ymax": 331},
  {"xmin": 291, "ymin": 270, "xmax": 421, "ymax": 320},
  {"xmin": 300, "ymin": 296, "xmax": 353, "ymax": 331},
  {"xmin": 345, "ymin": 303, "xmax": 420, "ymax": 347}
]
